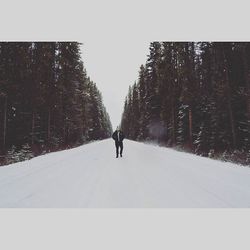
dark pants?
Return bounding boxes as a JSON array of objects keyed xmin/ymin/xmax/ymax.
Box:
[{"xmin": 115, "ymin": 141, "xmax": 123, "ymax": 157}]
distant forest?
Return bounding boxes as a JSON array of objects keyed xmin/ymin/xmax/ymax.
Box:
[
  {"xmin": 121, "ymin": 42, "xmax": 250, "ymax": 165},
  {"xmin": 0, "ymin": 42, "xmax": 112, "ymax": 165}
]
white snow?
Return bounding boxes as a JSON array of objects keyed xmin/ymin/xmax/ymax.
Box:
[{"xmin": 0, "ymin": 139, "xmax": 250, "ymax": 208}]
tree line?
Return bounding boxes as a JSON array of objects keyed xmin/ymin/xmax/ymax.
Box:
[
  {"xmin": 121, "ymin": 42, "xmax": 250, "ymax": 165},
  {"xmin": 0, "ymin": 42, "xmax": 112, "ymax": 165}
]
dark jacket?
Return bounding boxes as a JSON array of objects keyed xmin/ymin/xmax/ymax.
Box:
[{"xmin": 112, "ymin": 130, "xmax": 125, "ymax": 142}]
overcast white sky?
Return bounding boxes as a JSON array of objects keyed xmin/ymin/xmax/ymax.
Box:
[{"xmin": 80, "ymin": 41, "xmax": 149, "ymax": 130}]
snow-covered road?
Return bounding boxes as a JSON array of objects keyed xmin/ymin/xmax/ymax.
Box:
[{"xmin": 0, "ymin": 139, "xmax": 250, "ymax": 208}]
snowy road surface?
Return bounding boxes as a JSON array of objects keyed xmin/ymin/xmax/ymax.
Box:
[{"xmin": 0, "ymin": 139, "xmax": 250, "ymax": 208}]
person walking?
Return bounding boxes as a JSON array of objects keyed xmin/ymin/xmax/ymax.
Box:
[{"xmin": 112, "ymin": 126, "xmax": 125, "ymax": 158}]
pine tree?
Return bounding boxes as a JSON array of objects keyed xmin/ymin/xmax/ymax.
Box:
[
  {"xmin": 0, "ymin": 42, "xmax": 112, "ymax": 165},
  {"xmin": 121, "ymin": 42, "xmax": 250, "ymax": 165}
]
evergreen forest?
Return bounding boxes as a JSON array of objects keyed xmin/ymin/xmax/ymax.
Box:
[
  {"xmin": 0, "ymin": 42, "xmax": 112, "ymax": 165},
  {"xmin": 121, "ymin": 42, "xmax": 250, "ymax": 165}
]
